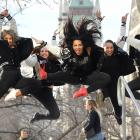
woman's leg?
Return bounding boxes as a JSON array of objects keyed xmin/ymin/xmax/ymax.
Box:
[
  {"xmin": 73, "ymin": 71, "xmax": 111, "ymax": 98},
  {"xmin": 47, "ymin": 71, "xmax": 81, "ymax": 85},
  {"xmin": 0, "ymin": 70, "xmax": 21, "ymax": 99},
  {"xmin": 30, "ymin": 87, "xmax": 60, "ymax": 123},
  {"xmin": 5, "ymin": 78, "xmax": 41, "ymax": 101}
]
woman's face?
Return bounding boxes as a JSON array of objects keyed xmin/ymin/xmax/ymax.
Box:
[
  {"xmin": 20, "ymin": 130, "xmax": 29, "ymax": 139},
  {"xmin": 72, "ymin": 40, "xmax": 84, "ymax": 56},
  {"xmin": 40, "ymin": 48, "xmax": 49, "ymax": 59},
  {"xmin": 84, "ymin": 101, "xmax": 92, "ymax": 111},
  {"xmin": 3, "ymin": 34, "xmax": 13, "ymax": 47},
  {"xmin": 104, "ymin": 42, "xmax": 114, "ymax": 56}
]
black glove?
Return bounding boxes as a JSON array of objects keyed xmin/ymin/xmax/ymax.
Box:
[{"xmin": 121, "ymin": 36, "xmax": 127, "ymax": 42}]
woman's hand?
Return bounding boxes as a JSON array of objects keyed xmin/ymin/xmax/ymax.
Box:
[
  {"xmin": 121, "ymin": 13, "xmax": 128, "ymax": 23},
  {"xmin": 32, "ymin": 37, "xmax": 44, "ymax": 44},
  {"xmin": 1, "ymin": 9, "xmax": 9, "ymax": 17},
  {"xmin": 96, "ymin": 10, "xmax": 105, "ymax": 21}
]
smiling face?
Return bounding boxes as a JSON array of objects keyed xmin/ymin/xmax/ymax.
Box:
[
  {"xmin": 40, "ymin": 47, "xmax": 49, "ymax": 59},
  {"xmin": 3, "ymin": 34, "xmax": 13, "ymax": 47},
  {"xmin": 104, "ymin": 42, "xmax": 114, "ymax": 56},
  {"xmin": 72, "ymin": 40, "xmax": 84, "ymax": 56}
]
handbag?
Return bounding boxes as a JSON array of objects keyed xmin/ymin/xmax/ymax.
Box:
[{"xmin": 85, "ymin": 127, "xmax": 96, "ymax": 138}]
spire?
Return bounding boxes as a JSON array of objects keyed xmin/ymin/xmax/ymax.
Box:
[
  {"xmin": 136, "ymin": 0, "xmax": 140, "ymax": 13},
  {"xmin": 93, "ymin": 0, "xmax": 100, "ymax": 15},
  {"xmin": 58, "ymin": 0, "xmax": 63, "ymax": 22},
  {"xmin": 95, "ymin": 0, "xmax": 100, "ymax": 10}
]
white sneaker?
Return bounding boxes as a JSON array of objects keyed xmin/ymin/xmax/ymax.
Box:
[{"xmin": 5, "ymin": 88, "xmax": 17, "ymax": 101}]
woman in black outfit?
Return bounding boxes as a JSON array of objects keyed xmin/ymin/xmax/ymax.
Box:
[
  {"xmin": 5, "ymin": 46, "xmax": 62, "ymax": 122},
  {"xmin": 100, "ymin": 40, "xmax": 135, "ymax": 125},
  {"xmin": 44, "ymin": 18, "xmax": 111, "ymax": 98},
  {"xmin": 0, "ymin": 29, "xmax": 34, "ymax": 99}
]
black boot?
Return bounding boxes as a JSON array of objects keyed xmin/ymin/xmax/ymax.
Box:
[
  {"xmin": 115, "ymin": 115, "xmax": 122, "ymax": 125},
  {"xmin": 30, "ymin": 112, "xmax": 47, "ymax": 123}
]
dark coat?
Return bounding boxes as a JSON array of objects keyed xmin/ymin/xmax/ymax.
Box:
[
  {"xmin": 84, "ymin": 110, "xmax": 101, "ymax": 135},
  {"xmin": 34, "ymin": 55, "xmax": 62, "ymax": 86},
  {"xmin": 0, "ymin": 37, "xmax": 33, "ymax": 70},
  {"xmin": 100, "ymin": 45, "xmax": 136, "ymax": 80},
  {"xmin": 62, "ymin": 45, "xmax": 104, "ymax": 77}
]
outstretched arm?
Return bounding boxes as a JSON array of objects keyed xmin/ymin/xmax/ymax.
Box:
[
  {"xmin": 93, "ymin": 10, "xmax": 104, "ymax": 46},
  {"xmin": 126, "ymin": 37, "xmax": 140, "ymax": 51},
  {"xmin": 0, "ymin": 9, "xmax": 18, "ymax": 35},
  {"xmin": 5, "ymin": 10, "xmax": 18, "ymax": 34},
  {"xmin": 116, "ymin": 13, "xmax": 128, "ymax": 48},
  {"xmin": 32, "ymin": 37, "xmax": 63, "ymax": 58}
]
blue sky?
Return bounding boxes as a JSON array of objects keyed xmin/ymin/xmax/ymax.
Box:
[{"xmin": 1, "ymin": 0, "xmax": 132, "ymax": 44}]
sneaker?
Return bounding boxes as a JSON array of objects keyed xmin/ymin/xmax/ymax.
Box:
[
  {"xmin": 73, "ymin": 86, "xmax": 88, "ymax": 98},
  {"xmin": 30, "ymin": 112, "xmax": 47, "ymax": 123},
  {"xmin": 4, "ymin": 88, "xmax": 17, "ymax": 101}
]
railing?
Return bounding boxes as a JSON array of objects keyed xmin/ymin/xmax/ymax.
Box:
[{"xmin": 117, "ymin": 76, "xmax": 140, "ymax": 140}]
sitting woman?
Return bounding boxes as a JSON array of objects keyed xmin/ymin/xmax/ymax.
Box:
[{"xmin": 83, "ymin": 97, "xmax": 105, "ymax": 140}]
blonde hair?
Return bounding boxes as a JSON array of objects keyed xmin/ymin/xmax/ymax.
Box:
[
  {"xmin": 1, "ymin": 29, "xmax": 19, "ymax": 45},
  {"xmin": 85, "ymin": 98, "xmax": 103, "ymax": 123}
]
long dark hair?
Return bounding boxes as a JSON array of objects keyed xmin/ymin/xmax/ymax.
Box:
[{"xmin": 62, "ymin": 17, "xmax": 101, "ymax": 54}]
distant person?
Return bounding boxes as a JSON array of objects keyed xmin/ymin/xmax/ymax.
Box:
[
  {"xmin": 18, "ymin": 128, "xmax": 33, "ymax": 140},
  {"xmin": 82, "ymin": 97, "xmax": 105, "ymax": 140}
]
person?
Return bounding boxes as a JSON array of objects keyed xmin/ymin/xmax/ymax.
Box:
[
  {"xmin": 82, "ymin": 97, "xmax": 104, "ymax": 140},
  {"xmin": 72, "ymin": 14, "xmax": 135, "ymax": 125},
  {"xmin": 124, "ymin": 34, "xmax": 140, "ymax": 99},
  {"xmin": 100, "ymin": 40, "xmax": 135, "ymax": 125},
  {"xmin": 72, "ymin": 13, "xmax": 128, "ymax": 99},
  {"xmin": 42, "ymin": 12, "xmax": 111, "ymax": 98},
  {"xmin": 0, "ymin": 9, "xmax": 35, "ymax": 100},
  {"xmin": 5, "ymin": 46, "xmax": 62, "ymax": 122},
  {"xmin": 18, "ymin": 128, "xmax": 32, "ymax": 140}
]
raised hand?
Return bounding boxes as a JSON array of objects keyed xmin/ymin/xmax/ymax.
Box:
[
  {"xmin": 96, "ymin": 10, "xmax": 105, "ymax": 20},
  {"xmin": 1, "ymin": 9, "xmax": 9, "ymax": 17},
  {"xmin": 121, "ymin": 13, "xmax": 129, "ymax": 23},
  {"xmin": 31, "ymin": 37, "xmax": 43, "ymax": 44}
]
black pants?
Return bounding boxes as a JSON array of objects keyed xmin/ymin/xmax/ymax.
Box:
[
  {"xmin": 47, "ymin": 71, "xmax": 111, "ymax": 93},
  {"xmin": 103, "ymin": 79, "xmax": 122, "ymax": 118},
  {"xmin": 15, "ymin": 78, "xmax": 60, "ymax": 120},
  {"xmin": 0, "ymin": 69, "xmax": 22, "ymax": 99},
  {"xmin": 125, "ymin": 76, "xmax": 140, "ymax": 100}
]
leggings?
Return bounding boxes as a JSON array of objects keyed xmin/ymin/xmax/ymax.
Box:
[
  {"xmin": 103, "ymin": 79, "xmax": 122, "ymax": 118},
  {"xmin": 15, "ymin": 78, "xmax": 60, "ymax": 120},
  {"xmin": 0, "ymin": 69, "xmax": 22, "ymax": 99},
  {"xmin": 47, "ymin": 71, "xmax": 111, "ymax": 94}
]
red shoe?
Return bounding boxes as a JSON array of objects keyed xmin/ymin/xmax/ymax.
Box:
[
  {"xmin": 73, "ymin": 86, "xmax": 88, "ymax": 98},
  {"xmin": 39, "ymin": 68, "xmax": 47, "ymax": 80}
]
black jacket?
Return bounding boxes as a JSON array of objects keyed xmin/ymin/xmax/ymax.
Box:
[
  {"xmin": 99, "ymin": 45, "xmax": 136, "ymax": 80},
  {"xmin": 34, "ymin": 55, "xmax": 62, "ymax": 86},
  {"xmin": 62, "ymin": 45, "xmax": 104, "ymax": 77},
  {"xmin": 0, "ymin": 38, "xmax": 33, "ymax": 70},
  {"xmin": 84, "ymin": 110, "xmax": 101, "ymax": 135}
]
